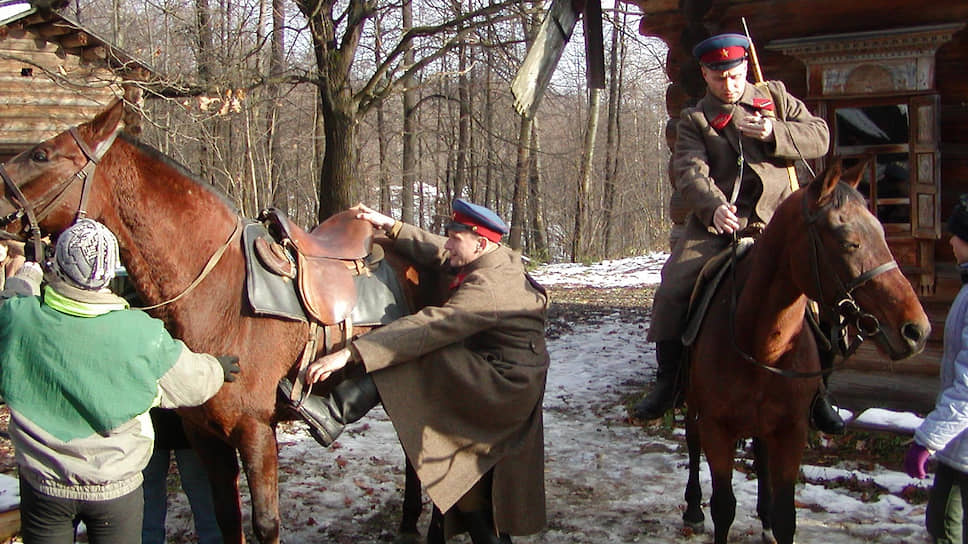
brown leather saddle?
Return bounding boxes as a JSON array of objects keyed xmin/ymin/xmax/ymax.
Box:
[{"xmin": 256, "ymin": 207, "xmax": 373, "ymax": 325}]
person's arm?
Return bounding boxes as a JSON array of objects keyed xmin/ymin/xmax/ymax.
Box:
[
  {"xmin": 155, "ymin": 343, "xmax": 239, "ymax": 408},
  {"xmin": 354, "ymin": 203, "xmax": 450, "ymax": 267},
  {"xmin": 673, "ymin": 112, "xmax": 732, "ymax": 230},
  {"xmin": 0, "ymin": 261, "xmax": 42, "ymax": 300},
  {"xmin": 914, "ymin": 312, "xmax": 968, "ymax": 453},
  {"xmin": 768, "ymin": 80, "xmax": 830, "ymax": 161}
]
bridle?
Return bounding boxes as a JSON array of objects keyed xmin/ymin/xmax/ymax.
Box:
[
  {"xmin": 0, "ymin": 126, "xmax": 241, "ymax": 311},
  {"xmin": 728, "ymin": 192, "xmax": 898, "ymax": 379},
  {"xmin": 0, "ymin": 127, "xmax": 105, "ymax": 260}
]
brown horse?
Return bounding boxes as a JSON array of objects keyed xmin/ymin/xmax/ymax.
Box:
[
  {"xmin": 681, "ymin": 160, "xmax": 931, "ymax": 544},
  {"xmin": 0, "ymin": 100, "xmax": 436, "ymax": 543}
]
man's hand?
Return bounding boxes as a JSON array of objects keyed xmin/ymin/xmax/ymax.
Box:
[
  {"xmin": 713, "ymin": 203, "xmax": 740, "ymax": 235},
  {"xmin": 737, "ymin": 112, "xmax": 774, "ymax": 142},
  {"xmin": 354, "ymin": 203, "xmax": 396, "ymax": 232},
  {"xmin": 305, "ymin": 348, "xmax": 354, "ymax": 384},
  {"xmin": 217, "ymin": 355, "xmax": 241, "ymax": 382}
]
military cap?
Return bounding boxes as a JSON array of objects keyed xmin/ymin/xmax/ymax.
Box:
[
  {"xmin": 949, "ymin": 194, "xmax": 968, "ymax": 243},
  {"xmin": 693, "ymin": 33, "xmax": 750, "ymax": 71},
  {"xmin": 447, "ymin": 198, "xmax": 508, "ymax": 243}
]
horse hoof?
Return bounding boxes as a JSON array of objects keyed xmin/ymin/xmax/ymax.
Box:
[
  {"xmin": 393, "ymin": 532, "xmax": 421, "ymax": 544},
  {"xmin": 760, "ymin": 531, "xmax": 778, "ymax": 544}
]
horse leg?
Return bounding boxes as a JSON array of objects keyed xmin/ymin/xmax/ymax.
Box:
[
  {"xmin": 683, "ymin": 410, "xmax": 705, "ymax": 532},
  {"xmin": 237, "ymin": 417, "xmax": 282, "ymax": 544},
  {"xmin": 395, "ymin": 457, "xmax": 423, "ymax": 544},
  {"xmin": 191, "ymin": 430, "xmax": 246, "ymax": 544},
  {"xmin": 765, "ymin": 430, "xmax": 807, "ymax": 544},
  {"xmin": 752, "ymin": 437, "xmax": 777, "ymax": 544},
  {"xmin": 703, "ymin": 427, "xmax": 737, "ymax": 544}
]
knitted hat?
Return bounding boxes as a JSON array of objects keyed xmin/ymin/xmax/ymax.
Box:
[
  {"xmin": 949, "ymin": 194, "xmax": 968, "ymax": 243},
  {"xmin": 53, "ymin": 219, "xmax": 120, "ymax": 290}
]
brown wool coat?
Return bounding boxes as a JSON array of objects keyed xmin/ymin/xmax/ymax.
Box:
[
  {"xmin": 351, "ymin": 223, "xmax": 550, "ymax": 536},
  {"xmin": 648, "ymin": 80, "xmax": 829, "ymax": 343}
]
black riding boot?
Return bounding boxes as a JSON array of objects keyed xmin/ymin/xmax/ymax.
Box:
[
  {"xmin": 460, "ymin": 510, "xmax": 512, "ymax": 544},
  {"xmin": 810, "ymin": 342, "xmax": 845, "ymax": 435},
  {"xmin": 278, "ymin": 374, "xmax": 380, "ymax": 447},
  {"xmin": 632, "ymin": 339, "xmax": 684, "ymax": 421}
]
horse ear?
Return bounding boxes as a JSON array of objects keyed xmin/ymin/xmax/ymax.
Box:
[
  {"xmin": 809, "ymin": 159, "xmax": 842, "ymax": 204},
  {"xmin": 86, "ymin": 100, "xmax": 125, "ymax": 157},
  {"xmin": 840, "ymin": 158, "xmax": 869, "ymax": 190}
]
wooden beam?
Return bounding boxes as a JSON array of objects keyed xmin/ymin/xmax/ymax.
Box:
[
  {"xmin": 80, "ymin": 45, "xmax": 106, "ymax": 63},
  {"xmin": 32, "ymin": 22, "xmax": 72, "ymax": 38},
  {"xmin": 59, "ymin": 32, "xmax": 89, "ymax": 49}
]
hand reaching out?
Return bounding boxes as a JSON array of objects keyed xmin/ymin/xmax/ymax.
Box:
[{"xmin": 354, "ymin": 203, "xmax": 395, "ymax": 232}]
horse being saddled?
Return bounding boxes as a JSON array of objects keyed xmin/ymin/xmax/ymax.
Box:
[
  {"xmin": 0, "ymin": 100, "xmax": 437, "ymax": 543},
  {"xmin": 681, "ymin": 160, "xmax": 930, "ymax": 544}
]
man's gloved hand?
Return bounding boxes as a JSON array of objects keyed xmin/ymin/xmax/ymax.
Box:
[
  {"xmin": 217, "ymin": 355, "xmax": 241, "ymax": 382},
  {"xmin": 904, "ymin": 442, "xmax": 931, "ymax": 479}
]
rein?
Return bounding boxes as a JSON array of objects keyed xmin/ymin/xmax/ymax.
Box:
[
  {"xmin": 133, "ymin": 217, "xmax": 243, "ymax": 311},
  {"xmin": 727, "ymin": 193, "xmax": 898, "ymax": 379}
]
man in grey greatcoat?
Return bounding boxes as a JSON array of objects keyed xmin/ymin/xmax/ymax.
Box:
[
  {"xmin": 631, "ymin": 33, "xmax": 844, "ymax": 434},
  {"xmin": 290, "ymin": 199, "xmax": 549, "ymax": 544}
]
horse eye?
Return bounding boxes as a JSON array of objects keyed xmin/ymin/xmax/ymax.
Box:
[{"xmin": 30, "ymin": 149, "xmax": 48, "ymax": 162}]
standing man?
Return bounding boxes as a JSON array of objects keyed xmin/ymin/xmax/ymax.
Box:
[
  {"xmin": 0, "ymin": 219, "xmax": 240, "ymax": 544},
  {"xmin": 286, "ymin": 199, "xmax": 549, "ymax": 544},
  {"xmin": 632, "ymin": 33, "xmax": 842, "ymax": 433}
]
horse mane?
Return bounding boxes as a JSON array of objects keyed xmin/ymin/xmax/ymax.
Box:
[{"xmin": 117, "ymin": 131, "xmax": 242, "ymax": 215}]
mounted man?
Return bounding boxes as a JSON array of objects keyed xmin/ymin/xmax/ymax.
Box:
[{"xmin": 632, "ymin": 33, "xmax": 844, "ymax": 434}]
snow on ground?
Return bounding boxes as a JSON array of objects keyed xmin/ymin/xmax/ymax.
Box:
[{"xmin": 4, "ymin": 254, "xmax": 937, "ymax": 543}]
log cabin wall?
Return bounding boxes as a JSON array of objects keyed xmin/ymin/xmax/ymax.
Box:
[
  {"xmin": 626, "ymin": 0, "xmax": 968, "ymax": 377},
  {"xmin": 0, "ymin": 6, "xmax": 149, "ymax": 160}
]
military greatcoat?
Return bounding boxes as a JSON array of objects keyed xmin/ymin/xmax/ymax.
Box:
[
  {"xmin": 648, "ymin": 80, "xmax": 830, "ymax": 343},
  {"xmin": 351, "ymin": 223, "xmax": 550, "ymax": 536}
]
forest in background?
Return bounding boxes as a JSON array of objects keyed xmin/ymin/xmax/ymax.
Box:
[{"xmin": 68, "ymin": 0, "xmax": 672, "ymax": 262}]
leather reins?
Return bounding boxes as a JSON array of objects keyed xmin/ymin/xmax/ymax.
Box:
[
  {"xmin": 0, "ymin": 126, "xmax": 240, "ymax": 311},
  {"xmin": 727, "ymin": 192, "xmax": 898, "ymax": 379}
]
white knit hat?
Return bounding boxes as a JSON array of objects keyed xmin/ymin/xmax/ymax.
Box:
[{"xmin": 53, "ymin": 219, "xmax": 120, "ymax": 290}]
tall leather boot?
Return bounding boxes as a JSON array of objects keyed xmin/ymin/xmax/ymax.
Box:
[
  {"xmin": 810, "ymin": 338, "xmax": 845, "ymax": 435},
  {"xmin": 631, "ymin": 339, "xmax": 684, "ymax": 421},
  {"xmin": 459, "ymin": 510, "xmax": 511, "ymax": 544},
  {"xmin": 278, "ymin": 374, "xmax": 380, "ymax": 447}
]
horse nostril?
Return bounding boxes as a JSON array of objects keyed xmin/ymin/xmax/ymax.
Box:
[{"xmin": 902, "ymin": 322, "xmax": 926, "ymax": 346}]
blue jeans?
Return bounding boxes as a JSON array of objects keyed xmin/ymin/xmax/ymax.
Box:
[{"xmin": 142, "ymin": 447, "xmax": 223, "ymax": 544}]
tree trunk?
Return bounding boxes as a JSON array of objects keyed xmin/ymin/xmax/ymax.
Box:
[
  {"xmin": 602, "ymin": 7, "xmax": 625, "ymax": 256},
  {"xmin": 508, "ymin": 115, "xmax": 533, "ymax": 250},
  {"xmin": 400, "ymin": 0, "xmax": 416, "ymax": 224},
  {"xmin": 528, "ymin": 118, "xmax": 548, "ymax": 259},
  {"xmin": 572, "ymin": 88, "xmax": 601, "ymax": 262},
  {"xmin": 267, "ymin": 0, "xmax": 285, "ymax": 210},
  {"xmin": 316, "ymin": 97, "xmax": 358, "ymax": 221},
  {"xmin": 374, "ymin": 12, "xmax": 391, "ymax": 212}
]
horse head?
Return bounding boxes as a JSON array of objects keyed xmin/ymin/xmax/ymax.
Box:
[
  {"xmin": 0, "ymin": 100, "xmax": 125, "ymax": 242},
  {"xmin": 792, "ymin": 159, "xmax": 930, "ymax": 360}
]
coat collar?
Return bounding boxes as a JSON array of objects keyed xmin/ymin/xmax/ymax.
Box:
[{"xmin": 700, "ymin": 82, "xmax": 773, "ymax": 131}]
